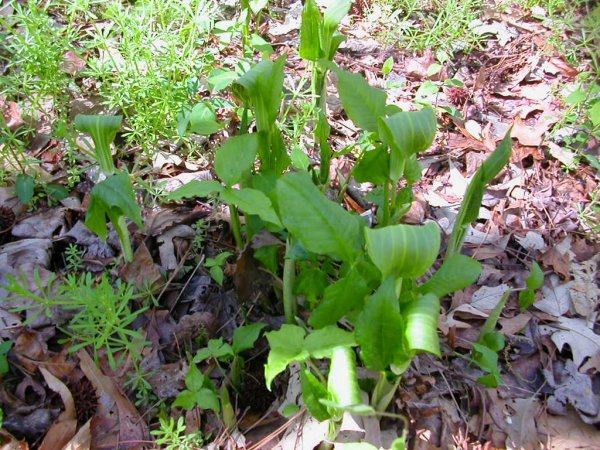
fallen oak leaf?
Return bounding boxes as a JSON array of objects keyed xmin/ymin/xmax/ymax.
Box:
[
  {"xmin": 539, "ymin": 317, "xmax": 600, "ymax": 369},
  {"xmin": 38, "ymin": 368, "xmax": 77, "ymax": 450}
]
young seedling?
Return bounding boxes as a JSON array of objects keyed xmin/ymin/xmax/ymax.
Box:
[{"xmin": 74, "ymin": 115, "xmax": 143, "ymax": 262}]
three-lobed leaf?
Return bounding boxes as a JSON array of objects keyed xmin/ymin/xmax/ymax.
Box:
[{"xmin": 264, "ymin": 324, "xmax": 308, "ymax": 389}]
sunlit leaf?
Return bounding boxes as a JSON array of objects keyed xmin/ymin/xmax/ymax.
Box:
[
  {"xmin": 447, "ymin": 131, "xmax": 511, "ymax": 256},
  {"xmin": 221, "ymin": 187, "xmax": 282, "ymax": 227},
  {"xmin": 364, "ymin": 222, "xmax": 440, "ymax": 280},
  {"xmin": 232, "ymin": 323, "xmax": 267, "ymax": 354},
  {"xmin": 264, "ymin": 325, "xmax": 309, "ymax": 389},
  {"xmin": 299, "ymin": 0, "xmax": 321, "ymax": 61},
  {"xmin": 404, "ymin": 294, "xmax": 440, "ymax": 356},
  {"xmin": 355, "ymin": 278, "xmax": 405, "ymax": 370},
  {"xmin": 327, "ymin": 63, "xmax": 386, "ymax": 132},
  {"xmin": 417, "ymin": 254, "xmax": 481, "ymax": 298},
  {"xmin": 275, "ymin": 171, "xmax": 362, "ymax": 261},
  {"xmin": 301, "ymin": 369, "xmax": 332, "ymax": 422},
  {"xmin": 304, "ymin": 325, "xmax": 356, "ymax": 359},
  {"xmin": 189, "ymin": 102, "xmax": 223, "ymax": 135},
  {"xmin": 74, "ymin": 114, "xmax": 122, "ymax": 176}
]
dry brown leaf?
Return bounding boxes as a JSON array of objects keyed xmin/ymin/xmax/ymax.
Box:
[
  {"xmin": 569, "ymin": 254, "xmax": 600, "ymax": 318},
  {"xmin": 541, "ymin": 247, "xmax": 572, "ymax": 279},
  {"xmin": 539, "ymin": 317, "xmax": 600, "ymax": 368},
  {"xmin": 62, "ymin": 419, "xmax": 91, "ymax": 450},
  {"xmin": 538, "ymin": 409, "xmax": 600, "ymax": 448},
  {"xmin": 77, "ymin": 349, "xmax": 150, "ymax": 449},
  {"xmin": 119, "ymin": 240, "xmax": 163, "ymax": 290},
  {"xmin": 512, "ymin": 115, "xmax": 558, "ymax": 146},
  {"xmin": 38, "ymin": 368, "xmax": 77, "ymax": 450}
]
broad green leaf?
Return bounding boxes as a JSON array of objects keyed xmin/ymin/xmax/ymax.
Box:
[
  {"xmin": 353, "ymin": 147, "xmax": 390, "ymax": 185},
  {"xmin": 299, "ymin": 0, "xmax": 322, "ymax": 61},
  {"xmin": 519, "ymin": 261, "xmax": 543, "ymax": 310},
  {"xmin": 309, "ymin": 268, "xmax": 371, "ymax": 328},
  {"xmin": 327, "ymin": 346, "xmax": 362, "ymax": 407},
  {"xmin": 214, "ymin": 134, "xmax": 260, "ymax": 186},
  {"xmin": 232, "ymin": 323, "xmax": 267, "ymax": 354},
  {"xmin": 327, "ymin": 63, "xmax": 387, "ymax": 132},
  {"xmin": 233, "ymin": 56, "xmax": 286, "ymax": 132},
  {"xmin": 46, "ymin": 184, "xmax": 69, "ymax": 201},
  {"xmin": 447, "ymin": 131, "xmax": 511, "ymax": 256},
  {"xmin": 166, "ymin": 180, "xmax": 224, "ymax": 201},
  {"xmin": 404, "ymin": 294, "xmax": 440, "ymax": 356},
  {"xmin": 85, "ymin": 173, "xmax": 143, "ymax": 240},
  {"xmin": 208, "ymin": 68, "xmax": 238, "ymax": 92},
  {"xmin": 172, "ymin": 390, "xmax": 197, "ymax": 410},
  {"xmin": 189, "ymin": 102, "xmax": 222, "ymax": 135},
  {"xmin": 481, "ymin": 331, "xmax": 505, "ymax": 352},
  {"xmin": 378, "ymin": 107, "xmax": 436, "ymax": 181},
  {"xmin": 15, "ymin": 173, "xmax": 34, "ymax": 204},
  {"xmin": 275, "ymin": 171, "xmax": 361, "ymax": 261},
  {"xmin": 365, "ymin": 222, "xmax": 440, "ymax": 280},
  {"xmin": 304, "ymin": 325, "xmax": 356, "ymax": 359},
  {"xmin": 294, "ymin": 266, "xmax": 329, "ymax": 305},
  {"xmin": 74, "ymin": 114, "xmax": 122, "ymax": 176},
  {"xmin": 321, "ymin": 0, "xmax": 351, "ymax": 58},
  {"xmin": 404, "ymin": 155, "xmax": 422, "ymax": 184},
  {"xmin": 323, "ymin": 0, "xmax": 352, "ymax": 29},
  {"xmin": 208, "ymin": 338, "xmax": 234, "ymax": 359},
  {"xmin": 221, "ymin": 187, "xmax": 282, "ymax": 227},
  {"xmin": 194, "ymin": 388, "xmax": 221, "ymax": 412},
  {"xmin": 355, "ymin": 278, "xmax": 405, "ymax": 371},
  {"xmin": 249, "ymin": 0, "xmax": 268, "ymax": 14},
  {"xmin": 417, "ymin": 254, "xmax": 481, "ymax": 298},
  {"xmin": 249, "ymin": 33, "xmax": 274, "ymax": 55},
  {"xmin": 265, "ymin": 324, "xmax": 309, "ymax": 389},
  {"xmin": 301, "ymin": 369, "xmax": 332, "ymax": 422},
  {"xmin": 382, "ymin": 56, "xmax": 394, "ymax": 75},
  {"xmin": 185, "ymin": 362, "xmax": 205, "ymax": 392},
  {"xmin": 525, "ymin": 261, "xmax": 544, "ymax": 290}
]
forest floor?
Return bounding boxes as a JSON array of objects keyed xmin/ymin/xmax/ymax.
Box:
[{"xmin": 0, "ymin": 0, "xmax": 599, "ymax": 449}]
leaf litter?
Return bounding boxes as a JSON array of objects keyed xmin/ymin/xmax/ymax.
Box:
[{"xmin": 0, "ymin": 0, "xmax": 599, "ymax": 449}]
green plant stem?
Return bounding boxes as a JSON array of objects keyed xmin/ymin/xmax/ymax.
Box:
[
  {"xmin": 115, "ymin": 215, "xmax": 134, "ymax": 262},
  {"xmin": 283, "ymin": 238, "xmax": 296, "ymax": 324},
  {"xmin": 382, "ymin": 179, "xmax": 391, "ymax": 227},
  {"xmin": 306, "ymin": 359, "xmax": 327, "ymax": 386},
  {"xmin": 229, "ymin": 204, "xmax": 244, "ymax": 249},
  {"xmin": 371, "ymin": 373, "xmax": 401, "ymax": 412}
]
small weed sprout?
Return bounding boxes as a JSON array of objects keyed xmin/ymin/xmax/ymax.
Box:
[
  {"xmin": 204, "ymin": 251, "xmax": 232, "ymax": 286},
  {"xmin": 191, "ymin": 218, "xmax": 209, "ymax": 253},
  {"xmin": 65, "ymin": 243, "xmax": 86, "ymax": 272},
  {"xmin": 151, "ymin": 415, "xmax": 206, "ymax": 450}
]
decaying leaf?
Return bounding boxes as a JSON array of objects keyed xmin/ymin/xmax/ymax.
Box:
[
  {"xmin": 539, "ymin": 317, "xmax": 600, "ymax": 369},
  {"xmin": 38, "ymin": 368, "xmax": 77, "ymax": 450},
  {"xmin": 77, "ymin": 349, "xmax": 150, "ymax": 449}
]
